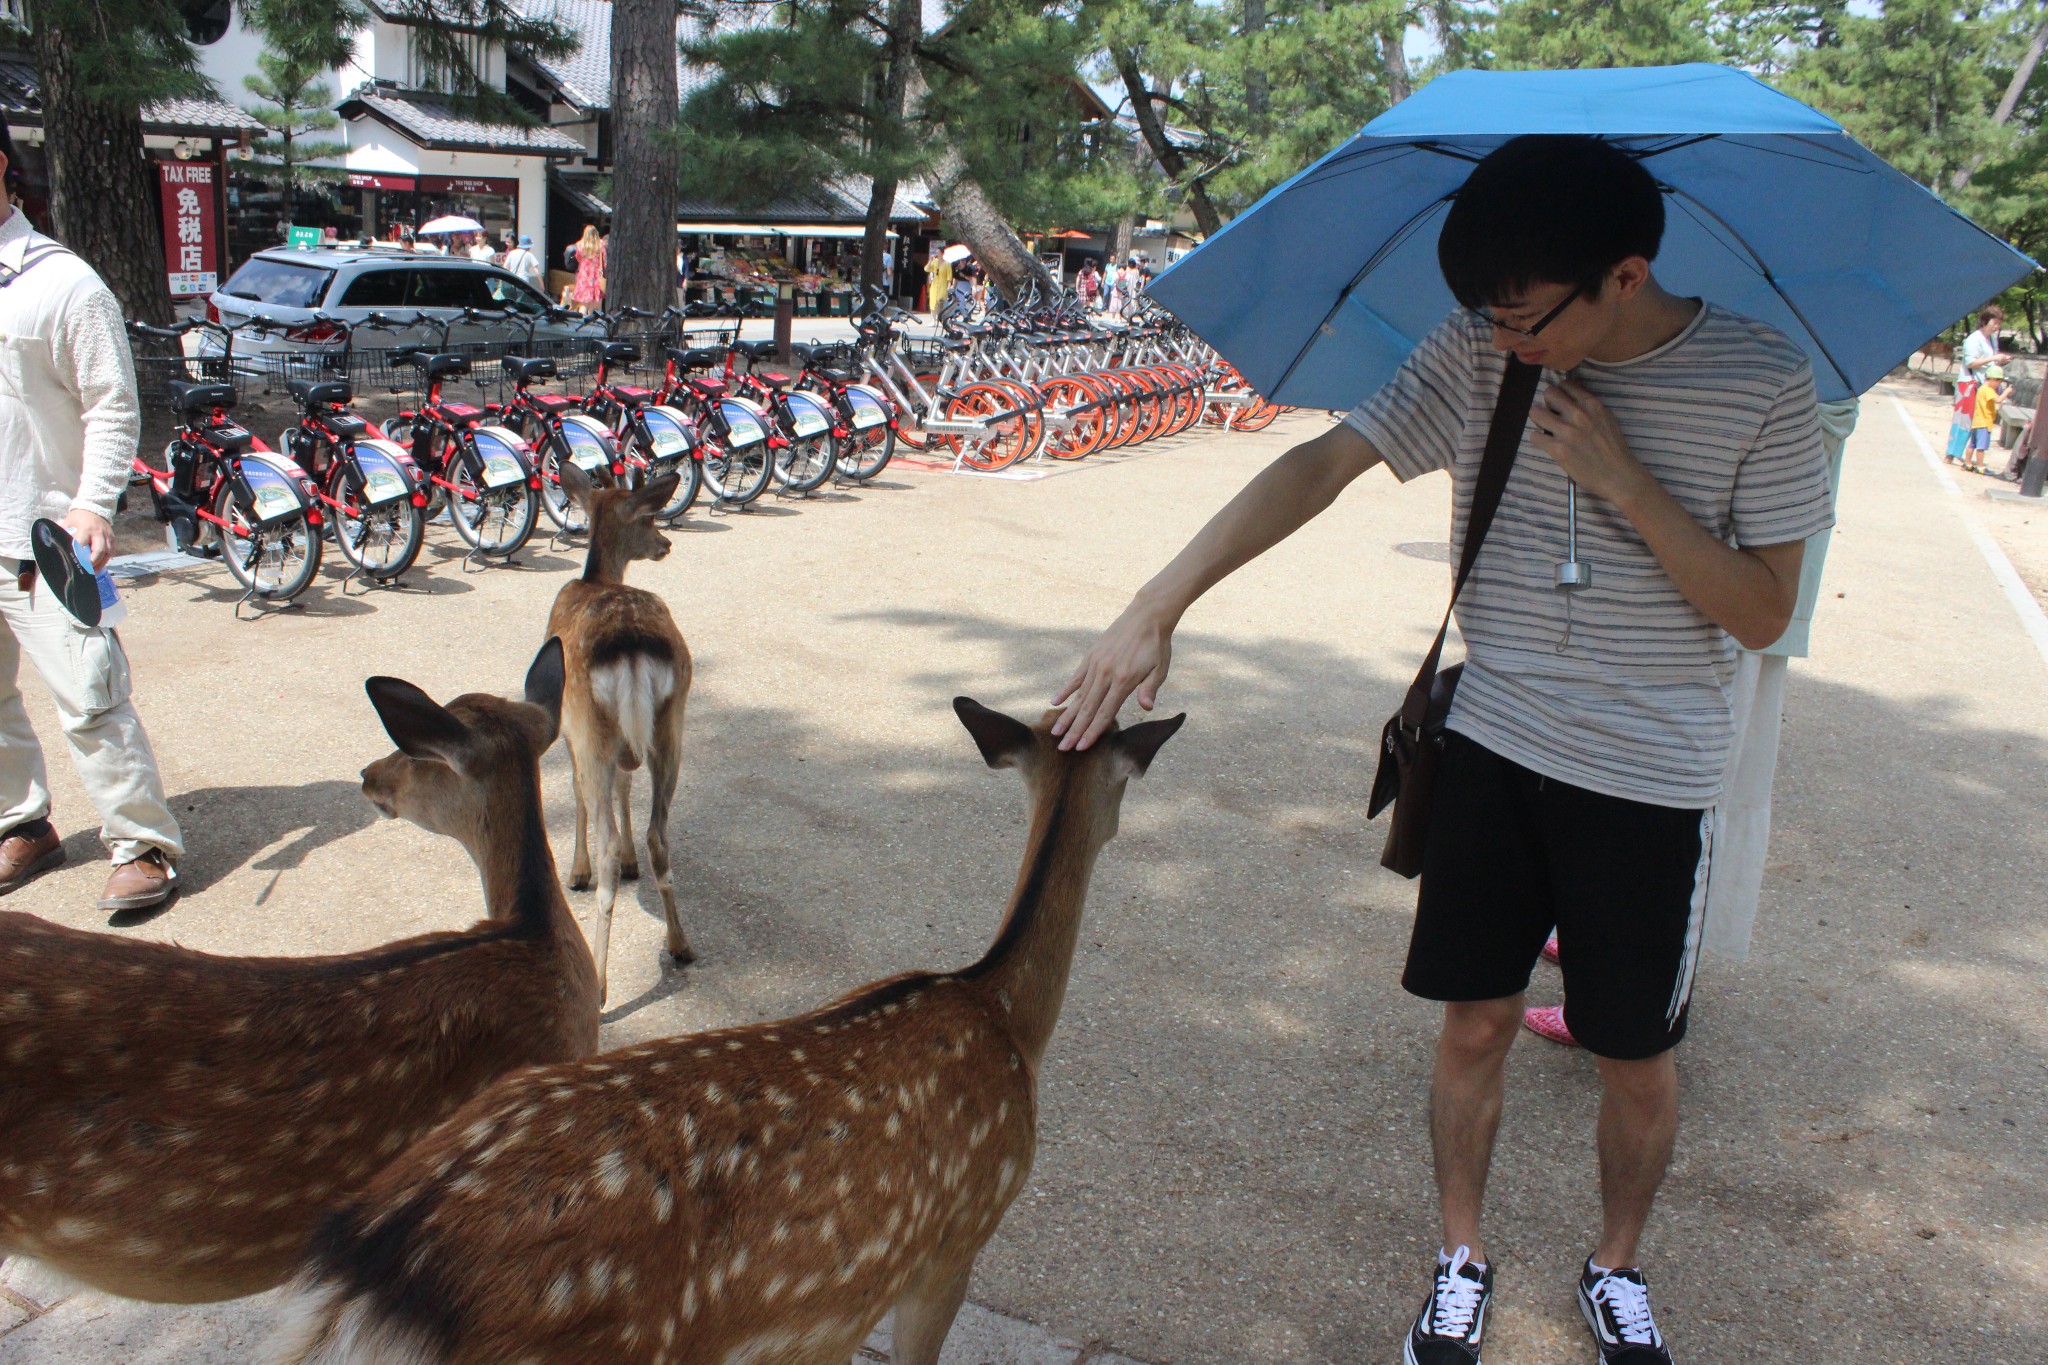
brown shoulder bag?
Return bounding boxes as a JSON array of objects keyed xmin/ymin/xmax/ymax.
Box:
[{"xmin": 1367, "ymin": 357, "xmax": 1539, "ymax": 877}]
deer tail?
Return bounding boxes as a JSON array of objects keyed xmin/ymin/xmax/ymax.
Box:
[
  {"xmin": 590, "ymin": 652, "xmax": 674, "ymax": 773},
  {"xmin": 261, "ymin": 1274, "xmax": 442, "ymax": 1365}
]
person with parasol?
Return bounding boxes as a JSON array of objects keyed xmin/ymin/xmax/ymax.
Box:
[{"xmin": 1052, "ymin": 66, "xmax": 2031, "ymax": 1365}]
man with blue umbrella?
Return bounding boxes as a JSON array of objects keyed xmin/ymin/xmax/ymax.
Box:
[{"xmin": 1055, "ymin": 133, "xmax": 1835, "ymax": 1365}]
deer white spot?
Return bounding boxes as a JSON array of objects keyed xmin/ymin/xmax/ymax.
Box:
[
  {"xmin": 770, "ymin": 1221, "xmax": 789, "ymax": 1244},
  {"xmin": 784, "ymin": 1169, "xmax": 802, "ymax": 1194},
  {"xmin": 48, "ymin": 1217, "xmax": 99, "ymax": 1242},
  {"xmin": 793, "ymin": 1271, "xmax": 821, "ymax": 1298},
  {"xmin": 708, "ymin": 1265, "xmax": 725, "ymax": 1298},
  {"xmin": 681, "ymin": 1113, "xmax": 697, "ymax": 1148},
  {"xmin": 885, "ymin": 1113, "xmax": 902, "ymax": 1139},
  {"xmin": 997, "ymin": 990, "xmax": 1012, "ymax": 1013},
  {"xmin": 653, "ymin": 1181, "xmax": 674, "ymax": 1222},
  {"xmin": 843, "ymin": 1088, "xmax": 864, "ymax": 1113},
  {"xmin": 595, "ymin": 1150, "xmax": 629, "ymax": 1198},
  {"xmin": 586, "ymin": 1258, "xmax": 614, "ymax": 1298},
  {"xmin": 789, "ymin": 1047, "xmax": 807, "ymax": 1062},
  {"xmin": 544, "ymin": 1272, "xmax": 576, "ymax": 1317},
  {"xmin": 762, "ymin": 1272, "xmax": 786, "ymax": 1301},
  {"xmin": 681, "ymin": 1280, "xmax": 699, "ymax": 1321},
  {"xmin": 704, "ymin": 1081, "xmax": 725, "ymax": 1104}
]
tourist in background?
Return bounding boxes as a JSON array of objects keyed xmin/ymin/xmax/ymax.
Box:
[{"xmin": 570, "ymin": 224, "xmax": 606, "ymax": 315}]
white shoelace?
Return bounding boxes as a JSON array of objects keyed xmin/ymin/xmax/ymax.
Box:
[
  {"xmin": 1591, "ymin": 1271, "xmax": 1661, "ymax": 1345},
  {"xmin": 1430, "ymin": 1246, "xmax": 1485, "ymax": 1337}
]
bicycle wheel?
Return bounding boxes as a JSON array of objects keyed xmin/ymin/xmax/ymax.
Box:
[
  {"xmin": 447, "ymin": 453, "xmax": 538, "ymax": 557},
  {"xmin": 213, "ymin": 479, "xmax": 321, "ymax": 600},
  {"xmin": 775, "ymin": 434, "xmax": 835, "ymax": 493},
  {"xmin": 1231, "ymin": 394, "xmax": 1284, "ymax": 432},
  {"xmin": 702, "ymin": 438, "xmax": 774, "ymax": 505},
  {"xmin": 835, "ymin": 419, "xmax": 895, "ymax": 481},
  {"xmin": 327, "ymin": 461, "xmax": 424, "ymax": 581},
  {"xmin": 627, "ymin": 434, "xmax": 703, "ymax": 520},
  {"xmin": 537, "ymin": 440, "xmax": 589, "ymax": 535},
  {"xmin": 1037, "ymin": 376, "xmax": 1105, "ymax": 460},
  {"xmin": 892, "ymin": 372, "xmax": 944, "ymax": 450},
  {"xmin": 988, "ymin": 379, "xmax": 1046, "ymax": 459},
  {"xmin": 949, "ymin": 383, "xmax": 1033, "ymax": 472}
]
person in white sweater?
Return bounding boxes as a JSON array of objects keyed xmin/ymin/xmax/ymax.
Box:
[{"xmin": 0, "ymin": 124, "xmax": 183, "ymax": 912}]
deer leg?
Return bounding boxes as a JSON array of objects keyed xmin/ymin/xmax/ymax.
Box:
[
  {"xmin": 889, "ymin": 1254, "xmax": 976, "ymax": 1365},
  {"xmin": 566, "ymin": 742, "xmax": 593, "ymax": 892},
  {"xmin": 578, "ymin": 755, "xmax": 620, "ymax": 1002},
  {"xmin": 646, "ymin": 717, "xmax": 690, "ymax": 964},
  {"xmin": 613, "ymin": 766, "xmax": 638, "ymax": 881}
]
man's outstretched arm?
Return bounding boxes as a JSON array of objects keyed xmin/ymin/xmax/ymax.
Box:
[{"xmin": 1052, "ymin": 421, "xmax": 1384, "ymax": 750}]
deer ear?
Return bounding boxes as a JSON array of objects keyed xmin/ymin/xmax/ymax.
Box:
[
  {"xmin": 953, "ymin": 696, "xmax": 1035, "ymax": 769},
  {"xmin": 366, "ymin": 676, "xmax": 475, "ymax": 770},
  {"xmin": 635, "ymin": 471, "xmax": 681, "ymax": 513},
  {"xmin": 523, "ymin": 638, "xmax": 565, "ymax": 743},
  {"xmin": 558, "ymin": 460, "xmax": 595, "ymax": 506},
  {"xmin": 1110, "ymin": 713, "xmax": 1184, "ymax": 779}
]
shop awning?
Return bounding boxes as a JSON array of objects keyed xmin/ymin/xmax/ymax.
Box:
[{"xmin": 674, "ymin": 222, "xmax": 895, "ymax": 238}]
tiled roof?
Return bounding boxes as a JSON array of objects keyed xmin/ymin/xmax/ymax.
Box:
[
  {"xmin": 0, "ymin": 55, "xmax": 262, "ymax": 133},
  {"xmin": 337, "ymin": 86, "xmax": 585, "ymax": 154},
  {"xmin": 520, "ymin": 0, "xmax": 702, "ymax": 112}
]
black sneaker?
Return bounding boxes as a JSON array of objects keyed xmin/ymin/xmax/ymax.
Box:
[
  {"xmin": 1577, "ymin": 1260, "xmax": 1675, "ymax": 1363},
  {"xmin": 1403, "ymin": 1246, "xmax": 1492, "ymax": 1364}
]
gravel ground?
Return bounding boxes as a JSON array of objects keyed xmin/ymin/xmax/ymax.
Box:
[{"xmin": 4, "ymin": 389, "xmax": 2046, "ymax": 1363}]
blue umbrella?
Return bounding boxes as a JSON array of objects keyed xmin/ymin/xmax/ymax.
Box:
[{"xmin": 1148, "ymin": 63, "xmax": 2036, "ymax": 407}]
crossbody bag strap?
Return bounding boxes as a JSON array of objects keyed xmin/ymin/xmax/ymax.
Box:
[{"xmin": 1398, "ymin": 356, "xmax": 1540, "ymax": 729}]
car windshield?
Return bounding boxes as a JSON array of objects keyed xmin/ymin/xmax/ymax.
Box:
[
  {"xmin": 482, "ymin": 273, "xmax": 547, "ymax": 315},
  {"xmin": 219, "ymin": 257, "xmax": 335, "ymax": 309}
]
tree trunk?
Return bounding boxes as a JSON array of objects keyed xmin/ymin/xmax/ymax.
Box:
[
  {"xmin": 860, "ymin": 0, "xmax": 920, "ymax": 300},
  {"xmin": 1242, "ymin": 0, "xmax": 1269, "ymax": 124},
  {"xmin": 606, "ymin": 0, "xmax": 680, "ymax": 316},
  {"xmin": 1109, "ymin": 214, "xmax": 1134, "ymax": 267},
  {"xmin": 927, "ymin": 142, "xmax": 1054, "ymax": 301},
  {"xmin": 1378, "ymin": 24, "xmax": 1413, "ymax": 104},
  {"xmin": 1955, "ymin": 5, "xmax": 2048, "ymax": 191},
  {"xmin": 1113, "ymin": 52, "xmax": 1222, "ymax": 239},
  {"xmin": 27, "ymin": 2, "xmax": 173, "ymax": 325}
]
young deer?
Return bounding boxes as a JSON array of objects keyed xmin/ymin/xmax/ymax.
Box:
[
  {"xmin": 550, "ymin": 462, "xmax": 694, "ymax": 1000},
  {"xmin": 0, "ymin": 641, "xmax": 600, "ymax": 1303},
  {"xmin": 264, "ymin": 698, "xmax": 1183, "ymax": 1365}
]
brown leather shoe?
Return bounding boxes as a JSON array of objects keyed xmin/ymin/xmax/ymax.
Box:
[
  {"xmin": 0, "ymin": 819, "xmax": 63, "ymax": 893},
  {"xmin": 99, "ymin": 849, "xmax": 178, "ymax": 913}
]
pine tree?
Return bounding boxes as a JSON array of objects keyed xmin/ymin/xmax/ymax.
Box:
[{"xmin": 242, "ymin": 52, "xmax": 346, "ymax": 230}]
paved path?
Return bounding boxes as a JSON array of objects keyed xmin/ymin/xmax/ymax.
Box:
[{"xmin": 3, "ymin": 386, "xmax": 2045, "ymax": 1362}]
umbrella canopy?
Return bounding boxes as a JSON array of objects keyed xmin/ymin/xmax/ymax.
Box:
[
  {"xmin": 1149, "ymin": 64, "xmax": 2036, "ymax": 407},
  {"xmin": 942, "ymin": 243, "xmax": 974, "ymax": 263},
  {"xmin": 418, "ymin": 215, "xmax": 485, "ymax": 236}
]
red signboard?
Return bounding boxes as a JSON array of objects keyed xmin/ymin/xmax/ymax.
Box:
[
  {"xmin": 347, "ymin": 172, "xmax": 416, "ymax": 191},
  {"xmin": 418, "ymin": 175, "xmax": 518, "ymax": 197},
  {"xmin": 158, "ymin": 161, "xmax": 219, "ymax": 298}
]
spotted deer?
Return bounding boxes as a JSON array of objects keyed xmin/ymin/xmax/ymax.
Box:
[
  {"xmin": 549, "ymin": 462, "xmax": 694, "ymax": 1001},
  {"xmin": 0, "ymin": 640, "xmax": 599, "ymax": 1303},
  {"xmin": 264, "ymin": 698, "xmax": 1184, "ymax": 1365}
]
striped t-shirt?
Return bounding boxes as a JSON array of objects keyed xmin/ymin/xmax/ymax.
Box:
[{"xmin": 1345, "ymin": 305, "xmax": 1834, "ymax": 808}]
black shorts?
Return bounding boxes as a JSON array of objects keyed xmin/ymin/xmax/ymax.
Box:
[{"xmin": 1402, "ymin": 731, "xmax": 1713, "ymax": 1061}]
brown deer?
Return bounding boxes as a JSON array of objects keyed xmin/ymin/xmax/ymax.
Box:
[
  {"xmin": 0, "ymin": 640, "xmax": 599, "ymax": 1303},
  {"xmin": 549, "ymin": 462, "xmax": 694, "ymax": 1001},
  {"xmin": 264, "ymin": 698, "xmax": 1183, "ymax": 1365}
]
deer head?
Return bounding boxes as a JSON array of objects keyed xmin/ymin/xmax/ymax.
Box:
[
  {"xmin": 361, "ymin": 638, "xmax": 564, "ymax": 849},
  {"xmin": 560, "ymin": 462, "xmax": 677, "ymax": 576},
  {"xmin": 953, "ymin": 696, "xmax": 1182, "ymax": 843}
]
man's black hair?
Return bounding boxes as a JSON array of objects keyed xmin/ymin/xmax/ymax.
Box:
[{"xmin": 1437, "ymin": 134, "xmax": 1665, "ymax": 311}]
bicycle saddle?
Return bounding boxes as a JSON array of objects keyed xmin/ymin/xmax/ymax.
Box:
[
  {"xmin": 820, "ymin": 367, "xmax": 863, "ymax": 386},
  {"xmin": 503, "ymin": 355, "xmax": 558, "ymax": 382},
  {"xmin": 597, "ymin": 340, "xmax": 641, "ymax": 365},
  {"xmin": 666, "ymin": 345, "xmax": 727, "ymax": 371},
  {"xmin": 169, "ymin": 380, "xmax": 236, "ymax": 414},
  {"xmin": 736, "ymin": 340, "xmax": 780, "ymax": 361},
  {"xmin": 286, "ymin": 377, "xmax": 352, "ymax": 407}
]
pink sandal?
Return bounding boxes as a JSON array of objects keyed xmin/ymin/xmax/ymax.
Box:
[
  {"xmin": 1540, "ymin": 933, "xmax": 1561, "ymax": 965},
  {"xmin": 1523, "ymin": 1005, "xmax": 1579, "ymax": 1047}
]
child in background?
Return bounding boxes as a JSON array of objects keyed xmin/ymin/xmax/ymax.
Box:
[
  {"xmin": 1967, "ymin": 364, "xmax": 2011, "ymax": 475},
  {"xmin": 1946, "ymin": 376, "xmax": 1978, "ymax": 463}
]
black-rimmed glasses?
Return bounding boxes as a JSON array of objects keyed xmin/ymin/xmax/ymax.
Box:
[{"xmin": 1473, "ymin": 282, "xmax": 1586, "ymax": 340}]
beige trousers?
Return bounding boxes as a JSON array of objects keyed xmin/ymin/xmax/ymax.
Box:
[{"xmin": 0, "ymin": 568, "xmax": 183, "ymax": 865}]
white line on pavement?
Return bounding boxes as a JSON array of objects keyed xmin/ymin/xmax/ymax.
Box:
[{"xmin": 1889, "ymin": 394, "xmax": 2048, "ymax": 671}]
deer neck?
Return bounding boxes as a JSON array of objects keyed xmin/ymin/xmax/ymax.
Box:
[
  {"xmin": 967, "ymin": 782, "xmax": 1109, "ymax": 1071},
  {"xmin": 580, "ymin": 535, "xmax": 630, "ymax": 586},
  {"xmin": 468, "ymin": 766, "xmax": 571, "ymax": 939}
]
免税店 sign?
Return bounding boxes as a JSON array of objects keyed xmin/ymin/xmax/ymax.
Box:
[{"xmin": 158, "ymin": 161, "xmax": 218, "ymax": 298}]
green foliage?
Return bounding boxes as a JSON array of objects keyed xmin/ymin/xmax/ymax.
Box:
[
  {"xmin": 23, "ymin": 0, "xmax": 214, "ymax": 107},
  {"xmin": 243, "ymin": 49, "xmax": 347, "ymax": 221},
  {"xmin": 1487, "ymin": 0, "xmax": 1719, "ymax": 69}
]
